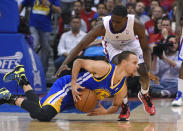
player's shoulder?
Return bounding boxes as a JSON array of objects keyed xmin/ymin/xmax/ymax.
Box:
[
  {"xmin": 102, "ymin": 15, "xmax": 111, "ymax": 21},
  {"xmin": 127, "ymin": 14, "xmax": 135, "ymax": 19}
]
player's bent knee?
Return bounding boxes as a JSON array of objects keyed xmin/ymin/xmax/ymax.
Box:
[{"xmin": 30, "ymin": 105, "xmax": 57, "ymax": 121}]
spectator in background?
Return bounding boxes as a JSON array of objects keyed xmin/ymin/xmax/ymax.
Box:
[
  {"xmin": 145, "ymin": 6, "xmax": 163, "ymax": 37},
  {"xmin": 55, "ymin": 16, "xmax": 86, "ymax": 71},
  {"xmin": 72, "ymin": 0, "xmax": 87, "ymax": 33},
  {"xmin": 150, "ymin": 35, "xmax": 181, "ymax": 97},
  {"xmin": 153, "ymin": 18, "xmax": 162, "ymax": 34},
  {"xmin": 126, "ymin": 3, "xmax": 136, "ymax": 15},
  {"xmin": 80, "ymin": 0, "xmax": 96, "ymax": 32},
  {"xmin": 105, "ymin": 0, "xmax": 115, "ymax": 15},
  {"xmin": 53, "ymin": 11, "xmax": 72, "ymax": 60},
  {"xmin": 19, "ymin": 0, "xmax": 61, "ymax": 73},
  {"xmin": 93, "ymin": 3, "xmax": 107, "ymax": 19},
  {"xmin": 149, "ymin": 16, "xmax": 174, "ymax": 46},
  {"xmin": 146, "ymin": 0, "xmax": 160, "ymax": 17},
  {"xmin": 135, "ymin": 1, "xmax": 150, "ymax": 24}
]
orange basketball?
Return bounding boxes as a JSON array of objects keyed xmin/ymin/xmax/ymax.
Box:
[{"xmin": 75, "ymin": 89, "xmax": 98, "ymax": 113}]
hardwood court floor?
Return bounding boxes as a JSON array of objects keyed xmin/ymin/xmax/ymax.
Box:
[{"xmin": 0, "ymin": 99, "xmax": 183, "ymax": 131}]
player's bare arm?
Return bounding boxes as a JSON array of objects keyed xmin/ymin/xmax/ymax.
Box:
[
  {"xmin": 71, "ymin": 59, "xmax": 110, "ymax": 102},
  {"xmin": 55, "ymin": 23, "xmax": 106, "ymax": 77},
  {"xmin": 87, "ymin": 83, "xmax": 127, "ymax": 116},
  {"xmin": 134, "ymin": 20, "xmax": 151, "ymax": 71}
]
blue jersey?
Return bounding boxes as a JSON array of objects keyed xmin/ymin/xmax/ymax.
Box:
[{"xmin": 40, "ymin": 64, "xmax": 126, "ymax": 113}]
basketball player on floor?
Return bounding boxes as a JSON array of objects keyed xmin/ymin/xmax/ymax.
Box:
[
  {"xmin": 0, "ymin": 51, "xmax": 138, "ymax": 121},
  {"xmin": 55, "ymin": 5, "xmax": 155, "ymax": 120}
]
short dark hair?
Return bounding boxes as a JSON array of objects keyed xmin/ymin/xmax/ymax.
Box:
[
  {"xmin": 71, "ymin": 16, "xmax": 81, "ymax": 20},
  {"xmin": 118, "ymin": 51, "xmax": 136, "ymax": 64},
  {"xmin": 97, "ymin": 2, "xmax": 106, "ymax": 9},
  {"xmin": 126, "ymin": 3, "xmax": 136, "ymax": 10},
  {"xmin": 112, "ymin": 5, "xmax": 127, "ymax": 17},
  {"xmin": 162, "ymin": 16, "xmax": 171, "ymax": 24},
  {"xmin": 166, "ymin": 35, "xmax": 176, "ymax": 43}
]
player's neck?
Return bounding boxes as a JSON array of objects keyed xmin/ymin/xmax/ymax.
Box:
[{"xmin": 115, "ymin": 65, "xmax": 127, "ymax": 77}]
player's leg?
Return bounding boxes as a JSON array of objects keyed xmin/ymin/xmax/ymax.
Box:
[
  {"xmin": 129, "ymin": 40, "xmax": 155, "ymax": 115},
  {"xmin": 137, "ymin": 63, "xmax": 155, "ymax": 115},
  {"xmin": 2, "ymin": 65, "xmax": 57, "ymax": 121}
]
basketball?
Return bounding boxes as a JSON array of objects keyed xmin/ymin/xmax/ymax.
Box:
[{"xmin": 75, "ymin": 89, "xmax": 98, "ymax": 113}]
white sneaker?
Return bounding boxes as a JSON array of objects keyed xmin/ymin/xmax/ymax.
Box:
[{"xmin": 172, "ymin": 91, "xmax": 183, "ymax": 106}]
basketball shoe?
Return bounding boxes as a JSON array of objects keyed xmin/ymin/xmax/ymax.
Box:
[
  {"xmin": 0, "ymin": 88, "xmax": 17, "ymax": 105},
  {"xmin": 172, "ymin": 91, "xmax": 183, "ymax": 106},
  {"xmin": 118, "ymin": 103, "xmax": 130, "ymax": 121},
  {"xmin": 138, "ymin": 92, "xmax": 155, "ymax": 115},
  {"xmin": 3, "ymin": 65, "xmax": 29, "ymax": 86}
]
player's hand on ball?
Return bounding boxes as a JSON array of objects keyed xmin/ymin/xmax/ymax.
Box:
[
  {"xmin": 72, "ymin": 84, "xmax": 85, "ymax": 103},
  {"xmin": 87, "ymin": 102, "xmax": 107, "ymax": 116}
]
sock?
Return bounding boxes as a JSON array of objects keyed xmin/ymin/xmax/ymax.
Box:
[
  {"xmin": 123, "ymin": 97, "xmax": 128, "ymax": 104},
  {"xmin": 141, "ymin": 88, "xmax": 149, "ymax": 95},
  {"xmin": 178, "ymin": 78, "xmax": 183, "ymax": 93}
]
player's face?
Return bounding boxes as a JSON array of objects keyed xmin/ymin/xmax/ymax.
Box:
[
  {"xmin": 111, "ymin": 15, "xmax": 128, "ymax": 32},
  {"xmin": 125, "ymin": 54, "xmax": 139, "ymax": 77}
]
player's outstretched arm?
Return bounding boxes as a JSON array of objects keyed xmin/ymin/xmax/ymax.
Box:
[{"xmin": 55, "ymin": 23, "xmax": 106, "ymax": 77}]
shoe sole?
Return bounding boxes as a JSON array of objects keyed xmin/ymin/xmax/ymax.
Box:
[
  {"xmin": 138, "ymin": 93, "xmax": 155, "ymax": 115},
  {"xmin": 3, "ymin": 65, "xmax": 24, "ymax": 82},
  {"xmin": 118, "ymin": 117, "xmax": 130, "ymax": 121},
  {"xmin": 171, "ymin": 102, "xmax": 183, "ymax": 106}
]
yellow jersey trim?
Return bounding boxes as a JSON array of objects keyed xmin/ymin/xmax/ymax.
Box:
[
  {"xmin": 39, "ymin": 101, "xmax": 42, "ymax": 108},
  {"xmin": 110, "ymin": 67, "xmax": 125, "ymax": 89},
  {"xmin": 114, "ymin": 78, "xmax": 127, "ymax": 95},
  {"xmin": 92, "ymin": 64, "xmax": 112, "ymax": 82}
]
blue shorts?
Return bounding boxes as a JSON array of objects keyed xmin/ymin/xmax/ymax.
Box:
[{"xmin": 40, "ymin": 75, "xmax": 74, "ymax": 113}]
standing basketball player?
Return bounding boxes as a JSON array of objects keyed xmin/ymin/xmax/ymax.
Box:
[
  {"xmin": 0, "ymin": 51, "xmax": 138, "ymax": 121},
  {"xmin": 55, "ymin": 5, "xmax": 155, "ymax": 120}
]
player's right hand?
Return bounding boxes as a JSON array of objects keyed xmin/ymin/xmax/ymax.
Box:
[
  {"xmin": 71, "ymin": 84, "xmax": 85, "ymax": 103},
  {"xmin": 54, "ymin": 64, "xmax": 71, "ymax": 78}
]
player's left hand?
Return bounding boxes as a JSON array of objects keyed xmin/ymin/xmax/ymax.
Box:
[
  {"xmin": 72, "ymin": 84, "xmax": 85, "ymax": 103},
  {"xmin": 87, "ymin": 102, "xmax": 107, "ymax": 116}
]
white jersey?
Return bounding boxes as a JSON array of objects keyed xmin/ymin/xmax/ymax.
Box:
[
  {"xmin": 178, "ymin": 28, "xmax": 183, "ymax": 61},
  {"xmin": 102, "ymin": 15, "xmax": 144, "ymax": 63},
  {"xmin": 103, "ymin": 15, "xmax": 136, "ymax": 49}
]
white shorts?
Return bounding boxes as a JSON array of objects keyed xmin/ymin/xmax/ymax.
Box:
[{"xmin": 102, "ymin": 39, "xmax": 144, "ymax": 64}]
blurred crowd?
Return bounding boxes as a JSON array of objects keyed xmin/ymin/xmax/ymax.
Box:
[{"xmin": 16, "ymin": 0, "xmax": 181, "ymax": 98}]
